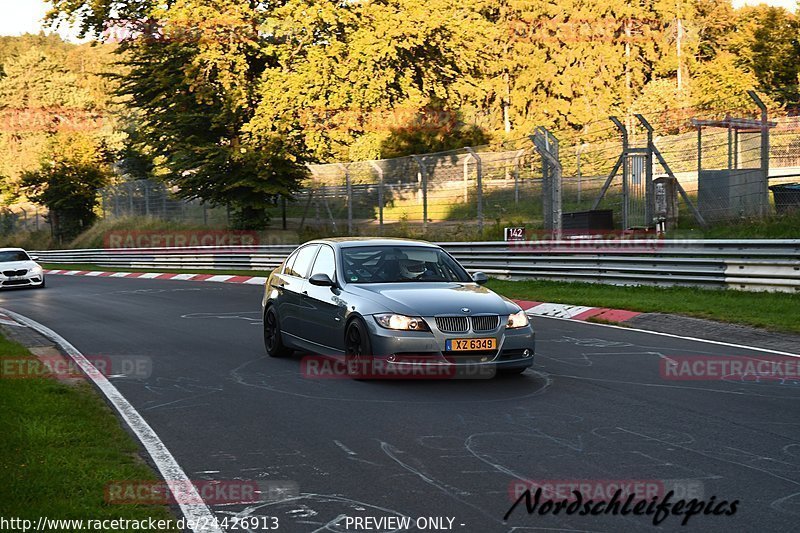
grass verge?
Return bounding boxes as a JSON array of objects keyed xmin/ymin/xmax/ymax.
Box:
[
  {"xmin": 487, "ymin": 279, "xmax": 800, "ymax": 334},
  {"xmin": 0, "ymin": 331, "xmax": 178, "ymax": 526},
  {"xmin": 42, "ymin": 263, "xmax": 274, "ymax": 277}
]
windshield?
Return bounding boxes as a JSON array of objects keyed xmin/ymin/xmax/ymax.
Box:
[
  {"xmin": 0, "ymin": 251, "xmax": 30, "ymax": 263},
  {"xmin": 341, "ymin": 246, "xmax": 471, "ymax": 284}
]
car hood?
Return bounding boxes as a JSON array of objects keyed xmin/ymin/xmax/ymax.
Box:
[
  {"xmin": 347, "ymin": 282, "xmax": 519, "ymax": 316},
  {"xmin": 0, "ymin": 260, "xmax": 37, "ymax": 272}
]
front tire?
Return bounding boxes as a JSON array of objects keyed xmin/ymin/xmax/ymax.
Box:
[
  {"xmin": 345, "ymin": 318, "xmax": 374, "ymax": 379},
  {"xmin": 264, "ymin": 307, "xmax": 292, "ymax": 358}
]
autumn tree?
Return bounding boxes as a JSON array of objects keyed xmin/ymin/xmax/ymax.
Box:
[{"xmin": 20, "ymin": 135, "xmax": 112, "ymax": 242}]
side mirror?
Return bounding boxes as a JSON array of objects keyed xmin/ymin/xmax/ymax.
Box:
[
  {"xmin": 308, "ymin": 273, "xmax": 336, "ymax": 287},
  {"xmin": 31, "ymin": 256, "xmax": 40, "ymax": 261},
  {"xmin": 472, "ymin": 272, "xmax": 489, "ymax": 285}
]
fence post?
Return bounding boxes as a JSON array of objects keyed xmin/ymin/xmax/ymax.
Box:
[
  {"xmin": 282, "ymin": 196, "xmax": 287, "ymax": 230},
  {"xmin": 465, "ymin": 147, "xmax": 483, "ymax": 234},
  {"xmin": 513, "ymin": 149, "xmax": 525, "ymax": 206},
  {"xmin": 634, "ymin": 114, "xmax": 655, "ymax": 226},
  {"xmin": 607, "ymin": 117, "xmax": 630, "ymax": 229},
  {"xmin": 748, "ymin": 90, "xmax": 770, "ymax": 216},
  {"xmin": 412, "ymin": 155, "xmax": 428, "ymax": 231},
  {"xmin": 144, "ymin": 180, "xmax": 150, "ymax": 217},
  {"xmin": 369, "ymin": 161, "xmax": 384, "ymax": 234},
  {"xmin": 532, "ymin": 127, "xmax": 562, "ymax": 238},
  {"xmin": 126, "ymin": 182, "xmax": 134, "ymax": 216},
  {"xmin": 576, "ymin": 143, "xmax": 587, "ymax": 205},
  {"xmin": 338, "ymin": 164, "xmax": 352, "ymax": 234},
  {"xmin": 462, "ymin": 154, "xmax": 469, "ymax": 202}
]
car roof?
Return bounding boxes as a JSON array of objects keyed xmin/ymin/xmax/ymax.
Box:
[
  {"xmin": 305, "ymin": 237, "xmax": 440, "ymax": 249},
  {"xmin": 0, "ymin": 248, "xmax": 27, "ymax": 253}
]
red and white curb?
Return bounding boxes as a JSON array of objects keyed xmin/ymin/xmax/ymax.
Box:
[
  {"xmin": 43, "ymin": 270, "xmax": 642, "ymax": 325},
  {"xmin": 44, "ymin": 269, "xmax": 267, "ymax": 286},
  {"xmin": 515, "ymin": 299, "xmax": 641, "ymax": 324}
]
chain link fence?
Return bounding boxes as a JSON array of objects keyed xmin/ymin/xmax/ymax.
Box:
[
  {"xmin": 0, "ymin": 205, "xmax": 48, "ymax": 236},
  {"xmin": 39, "ymin": 99, "xmax": 800, "ymax": 240},
  {"xmin": 99, "ymin": 180, "xmax": 231, "ymax": 227}
]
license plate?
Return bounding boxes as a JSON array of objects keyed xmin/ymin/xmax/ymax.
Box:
[{"xmin": 446, "ymin": 338, "xmax": 496, "ymax": 351}]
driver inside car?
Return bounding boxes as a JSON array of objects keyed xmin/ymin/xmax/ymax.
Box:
[{"xmin": 399, "ymin": 258, "xmax": 428, "ymax": 280}]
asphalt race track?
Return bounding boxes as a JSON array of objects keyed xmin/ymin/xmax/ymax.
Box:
[{"xmin": 2, "ymin": 275, "xmax": 798, "ymax": 533}]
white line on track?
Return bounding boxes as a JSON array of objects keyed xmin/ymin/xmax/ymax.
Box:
[
  {"xmin": 0, "ymin": 307, "xmax": 223, "ymax": 533},
  {"xmin": 532, "ymin": 313, "xmax": 800, "ymax": 358}
]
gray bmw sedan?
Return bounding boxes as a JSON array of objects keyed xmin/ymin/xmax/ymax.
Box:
[{"xmin": 262, "ymin": 238, "xmax": 534, "ymax": 378}]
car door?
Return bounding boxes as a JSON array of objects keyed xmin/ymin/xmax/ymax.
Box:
[
  {"xmin": 276, "ymin": 244, "xmax": 319, "ymax": 340},
  {"xmin": 301, "ymin": 244, "xmax": 347, "ymax": 354}
]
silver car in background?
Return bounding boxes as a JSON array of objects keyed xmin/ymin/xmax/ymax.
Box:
[
  {"xmin": 262, "ymin": 238, "xmax": 535, "ymax": 378},
  {"xmin": 0, "ymin": 248, "xmax": 46, "ymax": 289}
]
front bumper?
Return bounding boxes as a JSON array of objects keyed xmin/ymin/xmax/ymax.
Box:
[
  {"xmin": 362, "ymin": 314, "xmax": 535, "ymax": 372},
  {"xmin": 0, "ymin": 272, "xmax": 44, "ymax": 289}
]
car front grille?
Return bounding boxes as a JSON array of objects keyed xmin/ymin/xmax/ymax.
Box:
[
  {"xmin": 435, "ymin": 316, "xmax": 470, "ymax": 333},
  {"xmin": 435, "ymin": 315, "xmax": 500, "ymax": 333},
  {"xmin": 3, "ymin": 269, "xmax": 27, "ymax": 277},
  {"xmin": 2, "ymin": 279, "xmax": 31, "ymax": 286},
  {"xmin": 472, "ymin": 315, "xmax": 500, "ymax": 332}
]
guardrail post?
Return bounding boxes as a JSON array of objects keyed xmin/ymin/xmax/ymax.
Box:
[
  {"xmin": 369, "ymin": 161, "xmax": 385, "ymax": 235},
  {"xmin": 412, "ymin": 155, "xmax": 428, "ymax": 231},
  {"xmin": 465, "ymin": 147, "xmax": 483, "ymax": 234}
]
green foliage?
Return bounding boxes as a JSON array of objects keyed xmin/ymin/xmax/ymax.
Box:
[
  {"xmin": 20, "ymin": 136, "xmax": 112, "ymax": 242},
  {"xmin": 32, "ymin": 0, "xmax": 800, "ymax": 183},
  {"xmin": 692, "ymin": 51, "xmax": 762, "ymax": 111},
  {"xmin": 113, "ymin": 1, "xmax": 309, "ymax": 228},
  {"xmin": 0, "ymin": 34, "xmax": 119, "ymax": 203},
  {"xmin": 726, "ymin": 6, "xmax": 800, "ymax": 104}
]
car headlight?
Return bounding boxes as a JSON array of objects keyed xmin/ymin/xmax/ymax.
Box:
[
  {"xmin": 506, "ymin": 310, "xmax": 530, "ymax": 329},
  {"xmin": 374, "ymin": 314, "xmax": 430, "ymax": 331},
  {"xmin": 30, "ymin": 265, "xmax": 43, "ymax": 276}
]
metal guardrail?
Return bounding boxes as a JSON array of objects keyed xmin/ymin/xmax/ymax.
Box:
[{"xmin": 33, "ymin": 239, "xmax": 800, "ymax": 292}]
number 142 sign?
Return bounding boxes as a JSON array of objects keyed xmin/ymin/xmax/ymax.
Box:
[{"xmin": 504, "ymin": 227, "xmax": 525, "ymax": 241}]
